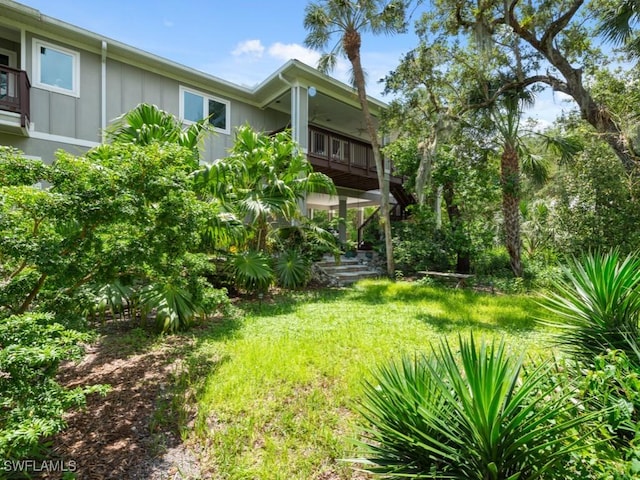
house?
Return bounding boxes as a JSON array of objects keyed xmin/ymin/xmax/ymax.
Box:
[{"xmin": 0, "ymin": 0, "xmax": 413, "ymax": 242}]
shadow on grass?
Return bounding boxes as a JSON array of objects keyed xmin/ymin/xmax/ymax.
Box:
[
  {"xmin": 350, "ymin": 280, "xmax": 540, "ymax": 333},
  {"xmin": 236, "ymin": 287, "xmax": 351, "ymax": 318},
  {"xmin": 417, "ymin": 313, "xmax": 536, "ymax": 333}
]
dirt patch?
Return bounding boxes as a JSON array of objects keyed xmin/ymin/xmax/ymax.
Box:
[{"xmin": 40, "ymin": 322, "xmax": 201, "ymax": 480}]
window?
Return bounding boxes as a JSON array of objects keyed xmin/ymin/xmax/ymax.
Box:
[
  {"xmin": 33, "ymin": 39, "xmax": 80, "ymax": 97},
  {"xmin": 180, "ymin": 86, "xmax": 229, "ymax": 134}
]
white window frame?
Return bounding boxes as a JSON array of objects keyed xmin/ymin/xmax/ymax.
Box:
[
  {"xmin": 32, "ymin": 38, "xmax": 80, "ymax": 97},
  {"xmin": 179, "ymin": 86, "xmax": 230, "ymax": 135},
  {"xmin": 0, "ymin": 48, "xmax": 17, "ymax": 68}
]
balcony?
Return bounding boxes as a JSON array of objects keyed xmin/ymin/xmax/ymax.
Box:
[
  {"xmin": 307, "ymin": 126, "xmax": 401, "ymax": 191},
  {"xmin": 0, "ymin": 66, "xmax": 30, "ymax": 135}
]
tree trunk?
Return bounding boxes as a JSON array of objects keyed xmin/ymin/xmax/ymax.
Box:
[
  {"xmin": 344, "ymin": 29, "xmax": 395, "ymax": 276},
  {"xmin": 442, "ymin": 181, "xmax": 471, "ymax": 274},
  {"xmin": 16, "ymin": 272, "xmax": 47, "ymax": 314},
  {"xmin": 501, "ymin": 144, "xmax": 522, "ymax": 277},
  {"xmin": 416, "ymin": 139, "xmax": 435, "ymax": 206}
]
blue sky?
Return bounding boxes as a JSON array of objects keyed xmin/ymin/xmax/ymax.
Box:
[
  {"xmin": 17, "ymin": 0, "xmax": 573, "ymax": 125},
  {"xmin": 18, "ymin": 0, "xmax": 417, "ymax": 98}
]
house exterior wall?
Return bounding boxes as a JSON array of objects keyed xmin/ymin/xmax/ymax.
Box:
[
  {"xmin": 1, "ymin": 27, "xmax": 290, "ymax": 164},
  {"xmin": 0, "ymin": 132, "xmax": 89, "ymax": 162},
  {"xmin": 24, "ymin": 32, "xmax": 101, "ymax": 141}
]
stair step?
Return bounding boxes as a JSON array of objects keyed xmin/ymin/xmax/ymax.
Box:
[
  {"xmin": 314, "ymin": 253, "xmax": 380, "ymax": 286},
  {"xmin": 315, "ymin": 259, "xmax": 361, "ymax": 268}
]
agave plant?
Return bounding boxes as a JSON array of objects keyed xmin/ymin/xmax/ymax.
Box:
[
  {"xmin": 541, "ymin": 250, "xmax": 640, "ymax": 366},
  {"xmin": 356, "ymin": 334, "xmax": 599, "ymax": 479}
]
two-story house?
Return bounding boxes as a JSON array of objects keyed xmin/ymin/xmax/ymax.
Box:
[{"xmin": 0, "ymin": 0, "xmax": 413, "ymax": 242}]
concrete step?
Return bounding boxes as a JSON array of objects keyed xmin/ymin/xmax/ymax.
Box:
[
  {"xmin": 315, "ymin": 258, "xmax": 361, "ymax": 268},
  {"xmin": 314, "ymin": 253, "xmax": 381, "ymax": 286}
]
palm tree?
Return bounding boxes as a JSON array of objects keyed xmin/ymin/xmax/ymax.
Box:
[
  {"xmin": 106, "ymin": 103, "xmax": 209, "ymax": 165},
  {"xmin": 485, "ymin": 88, "xmax": 579, "ymax": 277},
  {"xmin": 495, "ymin": 91, "xmax": 527, "ymax": 277},
  {"xmin": 194, "ymin": 125, "xmax": 336, "ymax": 251},
  {"xmin": 304, "ymin": 0, "xmax": 410, "ymax": 277},
  {"xmin": 597, "ymin": 0, "xmax": 640, "ymax": 55}
]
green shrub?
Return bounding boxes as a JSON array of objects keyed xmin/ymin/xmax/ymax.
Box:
[
  {"xmin": 392, "ymin": 216, "xmax": 453, "ymax": 274},
  {"xmin": 562, "ymin": 351, "xmax": 640, "ymax": 478},
  {"xmin": 541, "ymin": 250, "xmax": 640, "ymax": 367},
  {"xmin": 474, "ymin": 246, "xmax": 513, "ymax": 277},
  {"xmin": 0, "ymin": 313, "xmax": 108, "ymax": 460},
  {"xmin": 356, "ymin": 334, "xmax": 599, "ymax": 479}
]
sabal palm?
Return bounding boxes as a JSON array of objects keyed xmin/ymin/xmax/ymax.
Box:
[
  {"xmin": 494, "ymin": 91, "xmax": 530, "ymax": 277},
  {"xmin": 304, "ymin": 0, "xmax": 409, "ymax": 276}
]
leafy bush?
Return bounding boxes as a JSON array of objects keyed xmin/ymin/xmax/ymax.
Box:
[
  {"xmin": 474, "ymin": 246, "xmax": 513, "ymax": 277},
  {"xmin": 541, "ymin": 250, "xmax": 640, "ymax": 367},
  {"xmin": 356, "ymin": 334, "xmax": 599, "ymax": 479},
  {"xmin": 392, "ymin": 212, "xmax": 453, "ymax": 274},
  {"xmin": 557, "ymin": 351, "xmax": 640, "ymax": 478},
  {"xmin": 0, "ymin": 313, "xmax": 108, "ymax": 460}
]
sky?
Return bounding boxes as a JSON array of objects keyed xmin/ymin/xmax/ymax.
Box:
[{"xmin": 16, "ymin": 0, "xmax": 575, "ymax": 126}]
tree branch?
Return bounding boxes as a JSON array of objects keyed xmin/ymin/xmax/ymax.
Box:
[{"xmin": 540, "ymin": 0, "xmax": 584, "ymax": 48}]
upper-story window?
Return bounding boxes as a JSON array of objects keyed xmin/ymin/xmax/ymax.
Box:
[
  {"xmin": 33, "ymin": 39, "xmax": 80, "ymax": 97},
  {"xmin": 179, "ymin": 86, "xmax": 229, "ymax": 134}
]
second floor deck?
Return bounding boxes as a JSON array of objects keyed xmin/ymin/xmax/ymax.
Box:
[{"xmin": 307, "ymin": 125, "xmax": 402, "ymax": 192}]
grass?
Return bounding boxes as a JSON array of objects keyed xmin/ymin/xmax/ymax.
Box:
[{"xmin": 175, "ymin": 279, "xmax": 557, "ymax": 479}]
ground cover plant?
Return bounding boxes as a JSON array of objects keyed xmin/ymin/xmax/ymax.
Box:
[{"xmin": 170, "ymin": 280, "xmax": 553, "ymax": 479}]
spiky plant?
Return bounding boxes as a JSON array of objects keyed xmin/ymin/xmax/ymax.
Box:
[
  {"xmin": 232, "ymin": 250, "xmax": 273, "ymax": 294},
  {"xmin": 541, "ymin": 250, "xmax": 640, "ymax": 367},
  {"xmin": 356, "ymin": 334, "xmax": 599, "ymax": 479},
  {"xmin": 274, "ymin": 249, "xmax": 310, "ymax": 289}
]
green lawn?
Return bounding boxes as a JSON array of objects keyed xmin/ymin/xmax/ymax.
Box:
[{"xmin": 177, "ymin": 280, "xmax": 557, "ymax": 479}]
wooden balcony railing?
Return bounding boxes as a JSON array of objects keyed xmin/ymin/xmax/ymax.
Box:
[
  {"xmin": 308, "ymin": 125, "xmax": 398, "ymax": 176},
  {"xmin": 0, "ymin": 66, "xmax": 30, "ymax": 127}
]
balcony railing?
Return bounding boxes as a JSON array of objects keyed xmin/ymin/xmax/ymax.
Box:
[
  {"xmin": 308, "ymin": 125, "xmax": 400, "ymax": 178},
  {"xmin": 0, "ymin": 66, "xmax": 30, "ymax": 127}
]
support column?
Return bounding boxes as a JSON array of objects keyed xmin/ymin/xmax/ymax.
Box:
[
  {"xmin": 290, "ymin": 82, "xmax": 310, "ymax": 218},
  {"xmin": 338, "ymin": 196, "xmax": 348, "ymax": 243}
]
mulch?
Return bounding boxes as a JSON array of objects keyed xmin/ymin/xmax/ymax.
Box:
[{"xmin": 37, "ymin": 321, "xmax": 200, "ymax": 480}]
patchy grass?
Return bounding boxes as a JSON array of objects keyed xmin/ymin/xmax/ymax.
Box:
[{"xmin": 177, "ymin": 280, "xmax": 557, "ymax": 479}]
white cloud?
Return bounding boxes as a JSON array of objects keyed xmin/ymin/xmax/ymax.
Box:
[
  {"xmin": 267, "ymin": 42, "xmax": 320, "ymax": 67},
  {"xmin": 232, "ymin": 39, "xmax": 265, "ymax": 58}
]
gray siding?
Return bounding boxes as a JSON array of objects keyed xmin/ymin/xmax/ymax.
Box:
[
  {"xmin": 25, "ymin": 33, "xmax": 102, "ymax": 142},
  {"xmin": 0, "ymin": 133, "xmax": 90, "ymax": 163},
  {"xmin": 2, "ymin": 29, "xmax": 292, "ymax": 166},
  {"xmin": 105, "ymin": 59, "xmax": 179, "ymax": 122}
]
